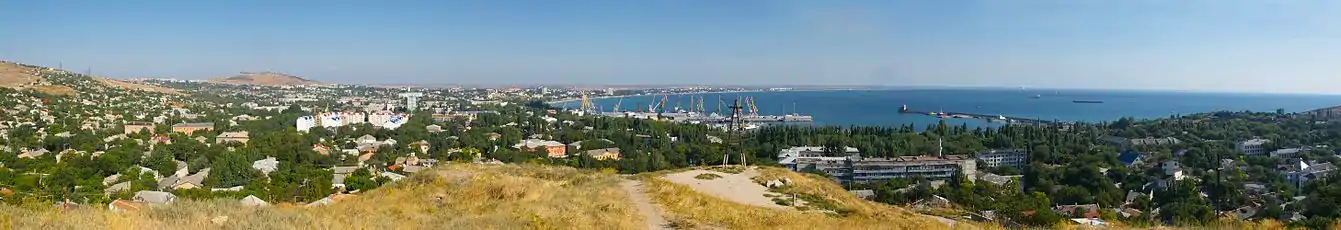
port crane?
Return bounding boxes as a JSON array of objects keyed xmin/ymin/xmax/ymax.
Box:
[
  {"xmin": 657, "ymin": 95, "xmax": 669, "ymax": 113},
  {"xmin": 612, "ymin": 98, "xmax": 622, "ymax": 112},
  {"xmin": 579, "ymin": 93, "xmax": 595, "ymax": 112},
  {"xmin": 745, "ymin": 96, "xmax": 759, "ymax": 116}
]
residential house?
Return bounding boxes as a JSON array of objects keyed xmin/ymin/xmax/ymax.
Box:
[
  {"xmin": 159, "ymin": 168, "xmax": 210, "ymax": 190},
  {"xmin": 381, "ymin": 172, "xmax": 407, "ymax": 181},
  {"xmin": 978, "ymin": 173, "xmax": 1020, "ymax": 187},
  {"xmin": 1118, "ymin": 150, "xmax": 1146, "ymax": 168},
  {"xmin": 108, "ymin": 200, "xmax": 144, "ymax": 212},
  {"xmin": 124, "ymin": 122, "xmax": 155, "ymax": 134},
  {"xmin": 426, "ymin": 124, "xmax": 443, "ymax": 133},
  {"xmin": 514, "ymin": 139, "xmax": 567, "ymax": 158},
  {"xmin": 331, "ymin": 166, "xmax": 360, "ymax": 190},
  {"xmin": 410, "ymin": 140, "xmax": 430, "ymax": 155},
  {"xmin": 216, "ymin": 131, "xmax": 250, "ymax": 144},
  {"xmin": 18, "ymin": 148, "xmax": 49, "ymax": 159},
  {"xmin": 1237, "ymin": 139, "xmax": 1271, "ymax": 156},
  {"xmin": 104, "ymin": 182, "xmax": 131, "ymax": 195},
  {"xmin": 252, "ymin": 157, "xmax": 278, "ymax": 175},
  {"xmin": 171, "ymin": 123, "xmax": 214, "ymax": 135},
  {"xmin": 133, "ymin": 191, "xmax": 177, "ymax": 204},
  {"xmin": 1055, "ymin": 204, "xmax": 1102, "ymax": 218},
  {"xmin": 484, "ymin": 132, "xmax": 502, "ymax": 141},
  {"xmin": 1162, "ymin": 160, "xmax": 1186, "ymax": 181},
  {"xmin": 584, "ymin": 148, "xmax": 622, "ymax": 160},
  {"xmin": 1287, "ymin": 161, "xmax": 1337, "ymax": 188},
  {"xmin": 568, "ymin": 139, "xmax": 613, "ymax": 150},
  {"xmin": 240, "ymin": 195, "xmax": 269, "ymax": 207},
  {"xmin": 850, "ymin": 190, "xmax": 876, "ymax": 200},
  {"xmin": 312, "ymin": 144, "xmax": 331, "ymax": 155}
]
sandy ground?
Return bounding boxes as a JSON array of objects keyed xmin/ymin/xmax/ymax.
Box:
[
  {"xmin": 662, "ymin": 169, "xmax": 791, "ymax": 209},
  {"xmin": 621, "ymin": 180, "xmax": 673, "ymax": 230}
]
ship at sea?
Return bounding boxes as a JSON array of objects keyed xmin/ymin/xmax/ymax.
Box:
[
  {"xmin": 1073, "ymin": 100, "xmax": 1104, "ymax": 104},
  {"xmin": 1030, "ymin": 94, "xmax": 1042, "ymax": 99}
]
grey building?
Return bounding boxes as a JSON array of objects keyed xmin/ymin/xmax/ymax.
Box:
[
  {"xmin": 849, "ymin": 155, "xmax": 977, "ymax": 183},
  {"xmin": 975, "ymin": 149, "xmax": 1028, "ymax": 169}
]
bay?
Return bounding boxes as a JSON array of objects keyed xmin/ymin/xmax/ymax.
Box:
[{"xmin": 557, "ymin": 89, "xmax": 1341, "ymax": 129}]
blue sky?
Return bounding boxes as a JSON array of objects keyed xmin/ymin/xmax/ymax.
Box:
[{"xmin": 2, "ymin": 1, "xmax": 1340, "ymax": 93}]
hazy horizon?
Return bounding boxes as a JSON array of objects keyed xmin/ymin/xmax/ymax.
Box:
[{"xmin": 3, "ymin": 1, "xmax": 1340, "ymax": 94}]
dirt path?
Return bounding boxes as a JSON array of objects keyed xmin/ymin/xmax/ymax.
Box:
[
  {"xmin": 621, "ymin": 180, "xmax": 672, "ymax": 230},
  {"xmin": 662, "ymin": 169, "xmax": 791, "ymax": 209}
]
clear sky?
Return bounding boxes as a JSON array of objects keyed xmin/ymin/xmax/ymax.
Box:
[{"xmin": 2, "ymin": 1, "xmax": 1339, "ymax": 93}]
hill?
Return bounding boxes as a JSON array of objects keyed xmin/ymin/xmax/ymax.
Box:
[
  {"xmin": 209, "ymin": 72, "xmax": 322, "ymax": 86},
  {"xmin": 0, "ymin": 164, "xmax": 969, "ymax": 229},
  {"xmin": 0, "ymin": 61, "xmax": 184, "ymax": 96},
  {"xmin": 0, "ymin": 164, "xmax": 642, "ymax": 229},
  {"xmin": 639, "ymin": 166, "xmax": 965, "ymax": 230}
]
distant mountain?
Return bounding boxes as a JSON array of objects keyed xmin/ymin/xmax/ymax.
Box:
[
  {"xmin": 0, "ymin": 61, "xmax": 183, "ymax": 96},
  {"xmin": 209, "ymin": 72, "xmax": 322, "ymax": 86}
]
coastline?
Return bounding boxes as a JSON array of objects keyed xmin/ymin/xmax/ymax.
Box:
[{"xmin": 547, "ymin": 88, "xmax": 865, "ymax": 104}]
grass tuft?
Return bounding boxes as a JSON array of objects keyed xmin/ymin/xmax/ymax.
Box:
[{"xmin": 694, "ymin": 173, "xmax": 723, "ymax": 180}]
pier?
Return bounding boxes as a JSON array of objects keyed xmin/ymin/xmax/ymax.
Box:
[
  {"xmin": 597, "ymin": 111, "xmax": 814, "ymax": 125},
  {"xmin": 899, "ymin": 105, "xmax": 1057, "ymax": 125}
]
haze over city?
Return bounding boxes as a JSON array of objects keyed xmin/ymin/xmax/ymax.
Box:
[{"xmin": 3, "ymin": 1, "xmax": 1340, "ymax": 93}]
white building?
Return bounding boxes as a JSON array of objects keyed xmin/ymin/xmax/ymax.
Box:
[
  {"xmin": 1237, "ymin": 139, "xmax": 1270, "ymax": 156},
  {"xmin": 319, "ymin": 113, "xmax": 343, "ymax": 128},
  {"xmin": 1162, "ymin": 160, "xmax": 1186, "ymax": 181},
  {"xmin": 377, "ymin": 114, "xmax": 409, "ymax": 130},
  {"xmin": 975, "ymin": 149, "xmax": 1029, "ymax": 169},
  {"xmin": 338, "ymin": 112, "xmax": 367, "ymax": 124},
  {"xmin": 779, "ymin": 146, "xmax": 859, "ymax": 158},
  {"xmin": 296, "ymin": 116, "xmax": 316, "ymax": 132}
]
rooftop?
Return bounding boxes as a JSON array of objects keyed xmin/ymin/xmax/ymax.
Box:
[{"xmin": 171, "ymin": 122, "xmax": 214, "ymax": 128}]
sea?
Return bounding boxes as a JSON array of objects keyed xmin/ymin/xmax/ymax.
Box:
[{"xmin": 556, "ymin": 89, "xmax": 1341, "ymax": 129}]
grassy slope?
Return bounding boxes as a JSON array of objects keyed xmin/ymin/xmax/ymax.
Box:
[
  {"xmin": 640, "ymin": 166, "xmax": 988, "ymax": 230},
  {"xmin": 0, "ymin": 164, "xmax": 642, "ymax": 230}
]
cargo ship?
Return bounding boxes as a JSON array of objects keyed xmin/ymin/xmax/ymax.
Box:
[{"xmin": 1072, "ymin": 100, "xmax": 1104, "ymax": 104}]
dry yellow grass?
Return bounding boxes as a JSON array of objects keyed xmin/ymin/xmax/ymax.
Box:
[
  {"xmin": 95, "ymin": 78, "xmax": 185, "ymax": 96},
  {"xmin": 640, "ymin": 166, "xmax": 986, "ymax": 230},
  {"xmin": 0, "ymin": 163, "xmax": 643, "ymax": 230},
  {"xmin": 0, "ymin": 61, "xmax": 40, "ymax": 87},
  {"xmin": 28, "ymin": 85, "xmax": 77, "ymax": 96}
]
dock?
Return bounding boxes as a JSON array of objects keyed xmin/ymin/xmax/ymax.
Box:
[
  {"xmin": 899, "ymin": 105, "xmax": 1057, "ymax": 125},
  {"xmin": 596, "ymin": 111, "xmax": 813, "ymax": 125}
]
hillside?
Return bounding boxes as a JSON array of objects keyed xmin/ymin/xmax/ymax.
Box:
[
  {"xmin": 209, "ymin": 72, "xmax": 322, "ymax": 86},
  {"xmin": 638, "ymin": 166, "xmax": 967, "ymax": 230},
  {"xmin": 0, "ymin": 164, "xmax": 970, "ymax": 230},
  {"xmin": 0, "ymin": 61, "xmax": 183, "ymax": 96},
  {"xmin": 0, "ymin": 164, "xmax": 643, "ymax": 229}
]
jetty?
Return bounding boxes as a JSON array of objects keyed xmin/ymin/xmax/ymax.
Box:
[{"xmin": 899, "ymin": 105, "xmax": 1057, "ymax": 125}]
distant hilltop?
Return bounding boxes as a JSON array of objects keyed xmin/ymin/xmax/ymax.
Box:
[
  {"xmin": 0, "ymin": 60, "xmax": 184, "ymax": 96},
  {"xmin": 209, "ymin": 71, "xmax": 323, "ymax": 86}
]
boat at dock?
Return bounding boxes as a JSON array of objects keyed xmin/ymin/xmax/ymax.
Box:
[{"xmin": 1072, "ymin": 100, "xmax": 1104, "ymax": 104}]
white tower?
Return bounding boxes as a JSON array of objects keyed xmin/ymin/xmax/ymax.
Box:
[{"xmin": 398, "ymin": 92, "xmax": 424, "ymax": 112}]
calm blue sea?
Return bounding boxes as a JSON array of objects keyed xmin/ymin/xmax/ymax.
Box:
[{"xmin": 557, "ymin": 89, "xmax": 1341, "ymax": 129}]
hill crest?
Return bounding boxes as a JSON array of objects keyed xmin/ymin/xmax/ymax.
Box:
[
  {"xmin": 0, "ymin": 61, "xmax": 183, "ymax": 96},
  {"xmin": 209, "ymin": 72, "xmax": 322, "ymax": 86}
]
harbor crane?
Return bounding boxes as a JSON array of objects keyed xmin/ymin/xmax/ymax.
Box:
[{"xmin": 579, "ymin": 93, "xmax": 595, "ymax": 112}]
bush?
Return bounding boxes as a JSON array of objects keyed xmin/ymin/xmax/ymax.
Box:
[{"xmin": 694, "ymin": 173, "xmax": 722, "ymax": 180}]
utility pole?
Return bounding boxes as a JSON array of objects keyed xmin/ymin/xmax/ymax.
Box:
[{"xmin": 729, "ymin": 99, "xmax": 746, "ymax": 166}]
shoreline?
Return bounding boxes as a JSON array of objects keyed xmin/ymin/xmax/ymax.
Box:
[{"xmin": 548, "ymin": 88, "xmax": 864, "ymax": 104}]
